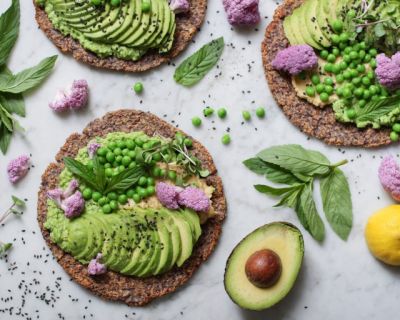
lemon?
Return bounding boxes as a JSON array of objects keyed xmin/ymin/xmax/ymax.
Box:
[{"xmin": 365, "ymin": 205, "xmax": 400, "ymax": 266}]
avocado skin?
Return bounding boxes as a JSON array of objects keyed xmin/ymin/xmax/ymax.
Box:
[
  {"xmin": 224, "ymin": 222, "xmax": 304, "ymax": 311},
  {"xmin": 44, "ymin": 0, "xmax": 176, "ymax": 61}
]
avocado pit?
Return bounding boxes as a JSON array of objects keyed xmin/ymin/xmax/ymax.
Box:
[{"xmin": 245, "ymin": 249, "xmax": 282, "ymax": 288}]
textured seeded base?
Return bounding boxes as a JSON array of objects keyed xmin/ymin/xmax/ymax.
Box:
[
  {"xmin": 37, "ymin": 110, "xmax": 227, "ymax": 306},
  {"xmin": 34, "ymin": 0, "xmax": 207, "ymax": 72},
  {"xmin": 262, "ymin": 0, "xmax": 392, "ymax": 148}
]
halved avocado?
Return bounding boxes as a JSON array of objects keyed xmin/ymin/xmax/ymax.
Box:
[{"xmin": 224, "ymin": 222, "xmax": 304, "ymax": 311}]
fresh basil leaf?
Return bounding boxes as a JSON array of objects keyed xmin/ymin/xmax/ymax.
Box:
[
  {"xmin": 92, "ymin": 156, "xmax": 107, "ymax": 192},
  {"xmin": 63, "ymin": 157, "xmax": 99, "ymax": 192},
  {"xmin": 355, "ymin": 95, "xmax": 400, "ymax": 124},
  {"xmin": 257, "ymin": 144, "xmax": 331, "ymax": 176},
  {"xmin": 0, "ymin": 104, "xmax": 13, "ymax": 131},
  {"xmin": 273, "ymin": 186, "xmax": 303, "ymax": 208},
  {"xmin": 243, "ymin": 158, "xmax": 269, "ymax": 175},
  {"xmin": 174, "ymin": 37, "xmax": 224, "ymax": 86},
  {"xmin": 11, "ymin": 195, "xmax": 25, "ymax": 208},
  {"xmin": 297, "ymin": 183, "xmax": 325, "ymax": 242},
  {"xmin": 320, "ymin": 168, "xmax": 353, "ymax": 240},
  {"xmin": 0, "ymin": 0, "xmax": 19, "ymax": 67},
  {"xmin": 0, "ymin": 55, "xmax": 57, "ymax": 94},
  {"xmin": 0, "ymin": 122, "xmax": 12, "ymax": 154},
  {"xmin": 374, "ymin": 22, "xmax": 386, "ymax": 37},
  {"xmin": 0, "ymin": 92, "xmax": 25, "ymax": 117},
  {"xmin": 105, "ymin": 166, "xmax": 145, "ymax": 194},
  {"xmin": 254, "ymin": 184, "xmax": 302, "ymax": 196},
  {"xmin": 0, "ymin": 242, "xmax": 12, "ymax": 256}
]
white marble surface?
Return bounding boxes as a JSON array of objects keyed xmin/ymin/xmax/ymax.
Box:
[{"xmin": 1, "ymin": 0, "xmax": 400, "ymax": 319}]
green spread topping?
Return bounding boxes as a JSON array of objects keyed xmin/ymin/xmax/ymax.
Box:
[{"xmin": 42, "ymin": 0, "xmax": 176, "ymax": 61}]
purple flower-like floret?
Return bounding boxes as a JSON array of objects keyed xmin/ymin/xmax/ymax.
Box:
[
  {"xmin": 156, "ymin": 182, "xmax": 181, "ymax": 209},
  {"xmin": 272, "ymin": 45, "xmax": 318, "ymax": 75},
  {"xmin": 49, "ymin": 80, "xmax": 89, "ymax": 112},
  {"xmin": 61, "ymin": 191, "xmax": 85, "ymax": 219},
  {"xmin": 88, "ymin": 143, "xmax": 101, "ymax": 158},
  {"xmin": 63, "ymin": 179, "xmax": 79, "ymax": 198},
  {"xmin": 7, "ymin": 155, "xmax": 30, "ymax": 184},
  {"xmin": 47, "ymin": 188, "xmax": 64, "ymax": 207},
  {"xmin": 178, "ymin": 187, "xmax": 210, "ymax": 212},
  {"xmin": 169, "ymin": 0, "xmax": 189, "ymax": 13},
  {"xmin": 375, "ymin": 53, "xmax": 400, "ymax": 90},
  {"xmin": 222, "ymin": 0, "xmax": 260, "ymax": 26},
  {"xmin": 378, "ymin": 155, "xmax": 400, "ymax": 201},
  {"xmin": 88, "ymin": 253, "xmax": 107, "ymax": 276}
]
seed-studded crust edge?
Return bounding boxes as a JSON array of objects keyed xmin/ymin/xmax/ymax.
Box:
[
  {"xmin": 37, "ymin": 110, "xmax": 227, "ymax": 306},
  {"xmin": 262, "ymin": 0, "xmax": 392, "ymax": 148},
  {"xmin": 34, "ymin": 0, "xmax": 207, "ymax": 72}
]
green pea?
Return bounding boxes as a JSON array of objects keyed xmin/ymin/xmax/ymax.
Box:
[
  {"xmin": 242, "ymin": 111, "xmax": 251, "ymax": 121},
  {"xmin": 92, "ymin": 192, "xmax": 102, "ymax": 202},
  {"xmin": 393, "ymin": 124, "xmax": 400, "ymax": 133},
  {"xmin": 306, "ymin": 86, "xmax": 315, "ymax": 97},
  {"xmin": 347, "ymin": 10, "xmax": 356, "ymax": 18},
  {"xmin": 90, "ymin": 0, "xmax": 102, "ymax": 5},
  {"xmin": 356, "ymin": 65, "xmax": 366, "ymax": 73},
  {"xmin": 108, "ymin": 141, "xmax": 117, "ymax": 150},
  {"xmin": 362, "ymin": 77, "xmax": 371, "ymax": 86},
  {"xmin": 349, "ymin": 51, "xmax": 358, "ymax": 60},
  {"xmin": 152, "ymin": 167, "xmax": 161, "ymax": 177},
  {"xmin": 105, "ymin": 168, "xmax": 114, "ymax": 177},
  {"xmin": 141, "ymin": 1, "xmax": 151, "ymax": 12},
  {"xmin": 106, "ymin": 192, "xmax": 117, "ymax": 201},
  {"xmin": 135, "ymin": 137, "xmax": 144, "ymax": 147},
  {"xmin": 127, "ymin": 189, "xmax": 135, "ymax": 198},
  {"xmin": 336, "ymin": 74, "xmax": 344, "ymax": 83},
  {"xmin": 320, "ymin": 50, "xmax": 329, "ymax": 59},
  {"xmin": 332, "ymin": 48, "xmax": 340, "ymax": 57},
  {"xmin": 354, "ymin": 88, "xmax": 364, "ymax": 97},
  {"xmin": 102, "ymin": 204, "xmax": 112, "ymax": 214},
  {"xmin": 367, "ymin": 71, "xmax": 374, "ymax": 80},
  {"xmin": 98, "ymin": 156, "xmax": 106, "ymax": 165},
  {"xmin": 146, "ymin": 186, "xmax": 155, "ymax": 196},
  {"xmin": 360, "ymin": 42, "xmax": 366, "ymax": 49},
  {"xmin": 217, "ymin": 108, "xmax": 227, "ymax": 119},
  {"xmin": 352, "ymin": 77, "xmax": 362, "ymax": 86},
  {"xmin": 184, "ymin": 138, "xmax": 193, "ymax": 148},
  {"xmin": 221, "ymin": 134, "xmax": 231, "ymax": 145},
  {"xmin": 113, "ymin": 147, "xmax": 122, "ymax": 156},
  {"xmin": 350, "ymin": 69, "xmax": 358, "ymax": 78},
  {"xmin": 111, "ymin": 0, "xmax": 120, "ymax": 6},
  {"xmin": 203, "ymin": 107, "xmax": 214, "ymax": 117},
  {"xmin": 325, "ymin": 85, "xmax": 334, "ymax": 95},
  {"xmin": 343, "ymin": 55, "xmax": 352, "ymax": 63},
  {"xmin": 369, "ymin": 85, "xmax": 379, "ymax": 95},
  {"xmin": 125, "ymin": 140, "xmax": 135, "ymax": 150},
  {"xmin": 390, "ymin": 131, "xmax": 399, "ymax": 142},
  {"xmin": 118, "ymin": 194, "xmax": 128, "ymax": 205},
  {"xmin": 191, "ymin": 116, "xmax": 202, "ymax": 127},
  {"xmin": 339, "ymin": 42, "xmax": 347, "ymax": 50},
  {"xmin": 339, "ymin": 32, "xmax": 350, "ymax": 42},
  {"xmin": 331, "ymin": 35, "xmax": 340, "ymax": 45},
  {"xmin": 327, "ymin": 54, "xmax": 336, "ymax": 62},
  {"xmin": 109, "ymin": 200, "xmax": 118, "ymax": 210},
  {"xmin": 142, "ymin": 142, "xmax": 152, "ymax": 150},
  {"xmin": 138, "ymin": 176, "xmax": 148, "ymax": 186},
  {"xmin": 121, "ymin": 148, "xmax": 129, "ymax": 156},
  {"xmin": 316, "ymin": 84, "xmax": 325, "ymax": 93},
  {"xmin": 98, "ymin": 197, "xmax": 108, "ymax": 206},
  {"xmin": 364, "ymin": 54, "xmax": 372, "ymax": 62},
  {"xmin": 343, "ymin": 70, "xmax": 352, "ymax": 80},
  {"xmin": 358, "ymin": 100, "xmax": 366, "ymax": 108},
  {"xmin": 323, "ymin": 77, "xmax": 333, "ymax": 86},
  {"xmin": 320, "ymin": 92, "xmax": 329, "ymax": 102},
  {"xmin": 358, "ymin": 50, "xmax": 366, "ymax": 60},
  {"xmin": 339, "ymin": 61, "xmax": 348, "ymax": 71},
  {"xmin": 133, "ymin": 194, "xmax": 141, "ymax": 203},
  {"xmin": 121, "ymin": 156, "xmax": 131, "ymax": 166},
  {"xmin": 331, "ymin": 20, "xmax": 344, "ymax": 33},
  {"xmin": 87, "ymin": 160, "xmax": 94, "ymax": 171},
  {"xmin": 138, "ymin": 187, "xmax": 148, "ymax": 198},
  {"xmin": 370, "ymin": 58, "xmax": 377, "ymax": 68},
  {"xmin": 105, "ymin": 163, "xmax": 112, "ymax": 169},
  {"xmin": 146, "ymin": 177, "xmax": 155, "ymax": 186},
  {"xmin": 344, "ymin": 47, "xmax": 352, "ymax": 54},
  {"xmin": 97, "ymin": 147, "xmax": 108, "ymax": 157},
  {"xmin": 106, "ymin": 152, "xmax": 115, "ymax": 163},
  {"xmin": 369, "ymin": 48, "xmax": 378, "ymax": 57},
  {"xmin": 115, "ymin": 155, "xmax": 123, "ymax": 164},
  {"xmin": 82, "ymin": 188, "xmax": 92, "ymax": 200},
  {"xmin": 336, "ymin": 87, "xmax": 344, "ymax": 97},
  {"xmin": 332, "ymin": 64, "xmax": 341, "ymax": 75},
  {"xmin": 346, "ymin": 109, "xmax": 356, "ymax": 119},
  {"xmin": 349, "ymin": 62, "xmax": 357, "ymax": 69},
  {"xmin": 311, "ymin": 74, "xmax": 320, "ymax": 85},
  {"xmin": 256, "ymin": 107, "xmax": 266, "ymax": 118},
  {"xmin": 133, "ymin": 82, "xmax": 144, "ymax": 94},
  {"xmin": 168, "ymin": 171, "xmax": 177, "ymax": 180},
  {"xmin": 363, "ymin": 90, "xmax": 371, "ymax": 100},
  {"xmin": 324, "ymin": 63, "xmax": 334, "ymax": 73},
  {"xmin": 343, "ymin": 88, "xmax": 352, "ymax": 98}
]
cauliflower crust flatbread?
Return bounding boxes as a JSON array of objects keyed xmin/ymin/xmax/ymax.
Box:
[
  {"xmin": 33, "ymin": 0, "xmax": 207, "ymax": 73},
  {"xmin": 262, "ymin": 0, "xmax": 391, "ymax": 148},
  {"xmin": 37, "ymin": 110, "xmax": 226, "ymax": 306}
]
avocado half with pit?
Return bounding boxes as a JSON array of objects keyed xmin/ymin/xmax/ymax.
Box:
[{"xmin": 224, "ymin": 222, "xmax": 304, "ymax": 311}]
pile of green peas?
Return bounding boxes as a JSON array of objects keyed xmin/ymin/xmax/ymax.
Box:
[{"xmin": 80, "ymin": 134, "xmax": 191, "ymax": 214}]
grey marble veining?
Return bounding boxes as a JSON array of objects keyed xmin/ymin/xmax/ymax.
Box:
[{"xmin": 0, "ymin": 0, "xmax": 399, "ymax": 319}]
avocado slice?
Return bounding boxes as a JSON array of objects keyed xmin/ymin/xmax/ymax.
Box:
[
  {"xmin": 224, "ymin": 222, "xmax": 304, "ymax": 311},
  {"xmin": 181, "ymin": 209, "xmax": 202, "ymax": 242},
  {"xmin": 283, "ymin": 15, "xmax": 300, "ymax": 45},
  {"xmin": 316, "ymin": 0, "xmax": 333, "ymax": 40},
  {"xmin": 169, "ymin": 213, "xmax": 194, "ymax": 267},
  {"xmin": 305, "ymin": 0, "xmax": 331, "ymax": 47},
  {"xmin": 135, "ymin": 225, "xmax": 161, "ymax": 277},
  {"xmin": 150, "ymin": 222, "xmax": 172, "ymax": 276},
  {"xmin": 296, "ymin": 2, "xmax": 323, "ymax": 50},
  {"xmin": 83, "ymin": 3, "xmax": 121, "ymax": 37}
]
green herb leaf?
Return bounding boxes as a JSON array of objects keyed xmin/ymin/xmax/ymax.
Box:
[
  {"xmin": 355, "ymin": 95, "xmax": 400, "ymax": 124},
  {"xmin": 174, "ymin": 37, "xmax": 224, "ymax": 87},
  {"xmin": 257, "ymin": 144, "xmax": 332, "ymax": 176},
  {"xmin": 0, "ymin": 242, "xmax": 12, "ymax": 257},
  {"xmin": 0, "ymin": 0, "xmax": 19, "ymax": 67},
  {"xmin": 0, "ymin": 122, "xmax": 12, "ymax": 154},
  {"xmin": 11, "ymin": 195, "xmax": 25, "ymax": 208},
  {"xmin": 320, "ymin": 168, "xmax": 353, "ymax": 240},
  {"xmin": 273, "ymin": 186, "xmax": 303, "ymax": 208},
  {"xmin": 254, "ymin": 184, "xmax": 302, "ymax": 196},
  {"xmin": 92, "ymin": 156, "xmax": 107, "ymax": 192},
  {"xmin": 297, "ymin": 183, "xmax": 325, "ymax": 242},
  {"xmin": 0, "ymin": 104, "xmax": 13, "ymax": 131},
  {"xmin": 374, "ymin": 22, "xmax": 386, "ymax": 37},
  {"xmin": 0, "ymin": 67, "xmax": 25, "ymax": 116},
  {"xmin": 63, "ymin": 157, "xmax": 99, "ymax": 192},
  {"xmin": 104, "ymin": 166, "xmax": 145, "ymax": 194},
  {"xmin": 0, "ymin": 55, "xmax": 57, "ymax": 94}
]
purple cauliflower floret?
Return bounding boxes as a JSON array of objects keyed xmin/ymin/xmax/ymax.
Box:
[
  {"xmin": 61, "ymin": 191, "xmax": 85, "ymax": 219},
  {"xmin": 156, "ymin": 182, "xmax": 181, "ymax": 209},
  {"xmin": 223, "ymin": 0, "xmax": 260, "ymax": 26},
  {"xmin": 375, "ymin": 53, "xmax": 400, "ymax": 90},
  {"xmin": 7, "ymin": 155, "xmax": 30, "ymax": 184},
  {"xmin": 63, "ymin": 179, "xmax": 79, "ymax": 198},
  {"xmin": 88, "ymin": 143, "xmax": 101, "ymax": 158},
  {"xmin": 178, "ymin": 187, "xmax": 210, "ymax": 212},
  {"xmin": 378, "ymin": 155, "xmax": 400, "ymax": 201},
  {"xmin": 169, "ymin": 0, "xmax": 189, "ymax": 13},
  {"xmin": 47, "ymin": 189, "xmax": 64, "ymax": 207},
  {"xmin": 88, "ymin": 253, "xmax": 107, "ymax": 276},
  {"xmin": 272, "ymin": 45, "xmax": 318, "ymax": 75},
  {"xmin": 49, "ymin": 80, "xmax": 89, "ymax": 112}
]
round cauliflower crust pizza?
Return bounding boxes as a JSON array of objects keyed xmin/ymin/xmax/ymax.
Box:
[{"xmin": 37, "ymin": 110, "xmax": 227, "ymax": 306}]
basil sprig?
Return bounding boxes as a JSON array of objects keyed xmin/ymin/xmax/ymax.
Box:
[
  {"xmin": 0, "ymin": 0, "xmax": 57, "ymax": 154},
  {"xmin": 64, "ymin": 157, "xmax": 145, "ymax": 194},
  {"xmin": 174, "ymin": 37, "xmax": 224, "ymax": 87},
  {"xmin": 244, "ymin": 144, "xmax": 353, "ymax": 242}
]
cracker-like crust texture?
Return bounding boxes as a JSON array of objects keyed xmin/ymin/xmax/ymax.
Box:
[
  {"xmin": 34, "ymin": 0, "xmax": 207, "ymax": 72},
  {"xmin": 38, "ymin": 110, "xmax": 226, "ymax": 306},
  {"xmin": 262, "ymin": 0, "xmax": 391, "ymax": 147}
]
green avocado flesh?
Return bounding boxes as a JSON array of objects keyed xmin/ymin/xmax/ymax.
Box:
[
  {"xmin": 224, "ymin": 223, "xmax": 304, "ymax": 311},
  {"xmin": 45, "ymin": 131, "xmax": 205, "ymax": 277},
  {"xmin": 44, "ymin": 0, "xmax": 176, "ymax": 60}
]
